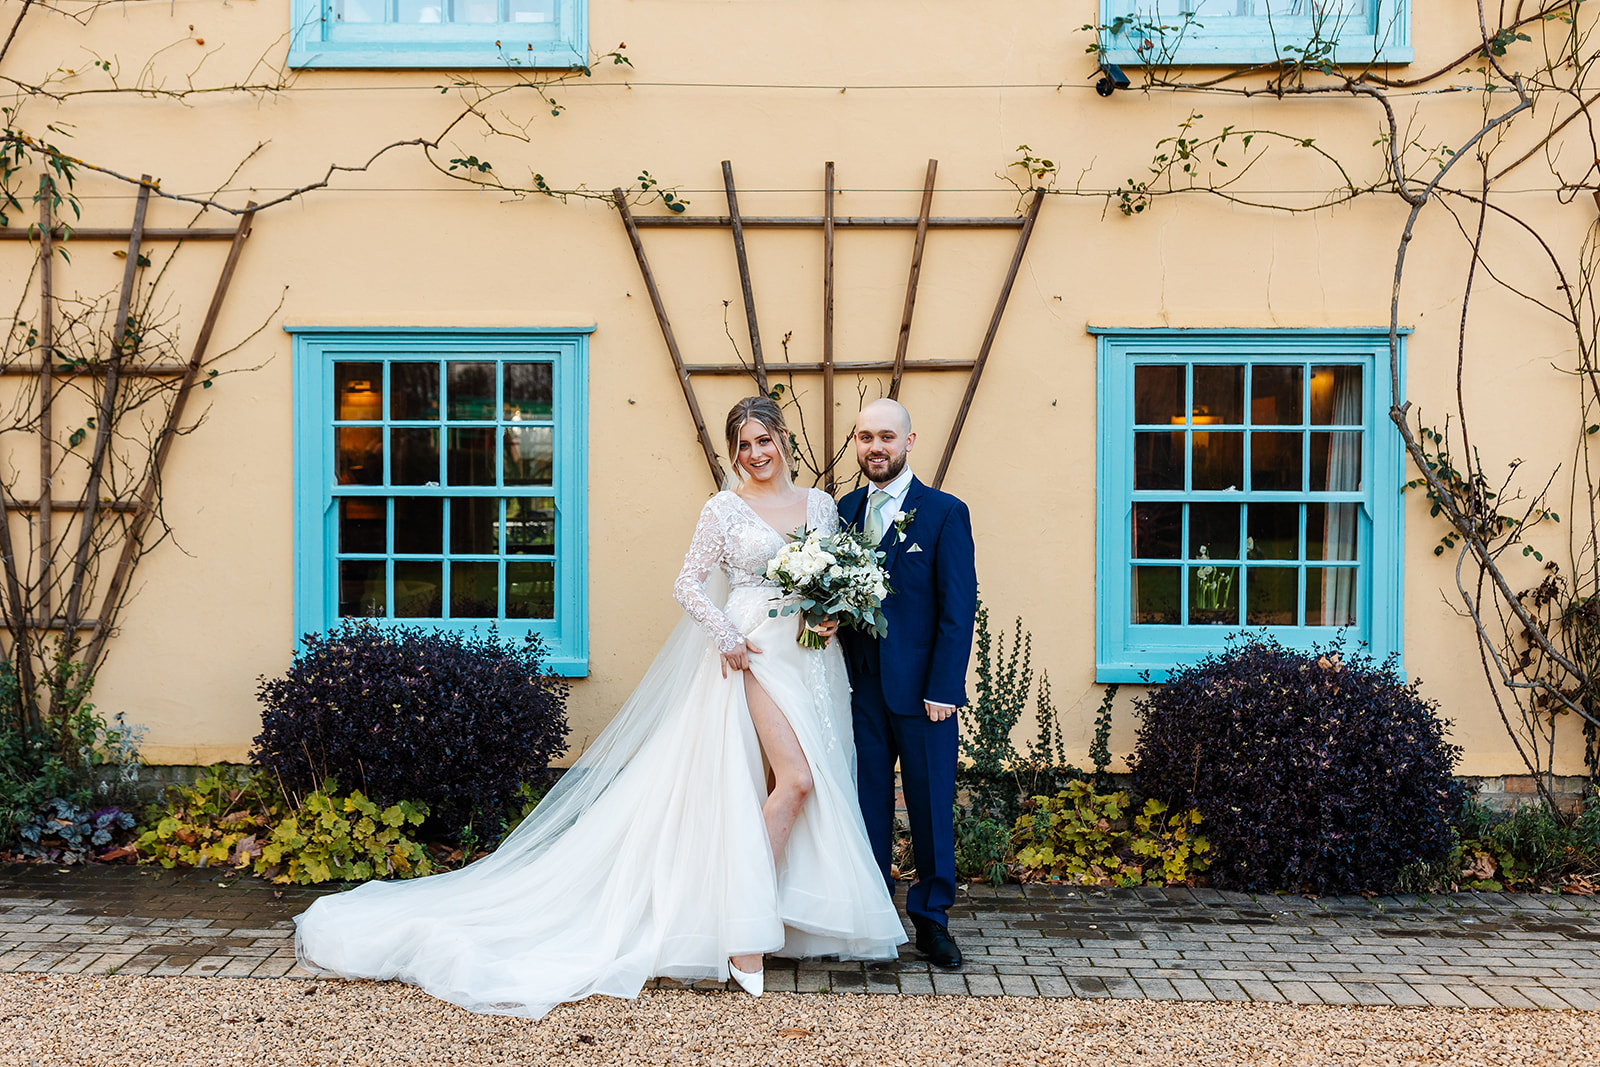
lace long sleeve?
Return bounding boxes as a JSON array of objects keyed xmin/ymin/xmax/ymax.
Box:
[
  {"xmin": 673, "ymin": 498, "xmax": 746, "ymax": 653},
  {"xmin": 812, "ymin": 488, "xmax": 841, "ymax": 537}
]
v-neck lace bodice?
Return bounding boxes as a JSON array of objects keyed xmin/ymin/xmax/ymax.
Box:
[{"xmin": 674, "ymin": 488, "xmax": 838, "ymax": 652}]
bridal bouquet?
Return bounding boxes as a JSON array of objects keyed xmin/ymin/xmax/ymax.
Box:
[{"xmin": 765, "ymin": 527, "xmax": 891, "ymax": 650}]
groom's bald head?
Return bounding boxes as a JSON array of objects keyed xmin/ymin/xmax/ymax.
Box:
[
  {"xmin": 854, "ymin": 399, "xmax": 915, "ymax": 487},
  {"xmin": 857, "ymin": 398, "xmax": 912, "ymax": 436}
]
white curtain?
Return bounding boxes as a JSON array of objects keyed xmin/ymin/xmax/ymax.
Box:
[{"xmin": 1321, "ymin": 371, "xmax": 1361, "ymax": 625}]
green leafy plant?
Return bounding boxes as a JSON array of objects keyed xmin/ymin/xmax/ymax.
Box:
[
  {"xmin": 1010, "ymin": 781, "xmax": 1210, "ymax": 888},
  {"xmin": 952, "ymin": 804, "xmax": 1009, "ymax": 887},
  {"xmin": 254, "ymin": 781, "xmax": 432, "ymax": 885},
  {"xmin": 132, "ymin": 765, "xmax": 284, "ymax": 870}
]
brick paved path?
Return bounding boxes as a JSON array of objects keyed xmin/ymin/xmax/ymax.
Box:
[{"xmin": 3, "ymin": 863, "xmax": 1597, "ymax": 1009}]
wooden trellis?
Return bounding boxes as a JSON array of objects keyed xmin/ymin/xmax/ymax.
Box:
[
  {"xmin": 0, "ymin": 174, "xmax": 255, "ymax": 721},
  {"xmin": 613, "ymin": 160, "xmax": 1044, "ymax": 492}
]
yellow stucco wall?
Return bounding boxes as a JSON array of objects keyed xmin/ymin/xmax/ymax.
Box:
[{"xmin": 1, "ymin": 2, "xmax": 1591, "ymax": 775}]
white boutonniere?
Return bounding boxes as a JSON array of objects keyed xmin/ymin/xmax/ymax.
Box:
[{"xmin": 890, "ymin": 508, "xmax": 917, "ymax": 544}]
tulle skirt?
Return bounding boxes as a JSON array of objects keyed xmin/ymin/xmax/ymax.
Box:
[{"xmin": 293, "ymin": 585, "xmax": 906, "ymax": 1017}]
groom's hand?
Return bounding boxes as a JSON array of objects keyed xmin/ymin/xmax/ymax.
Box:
[{"xmin": 925, "ymin": 701, "xmax": 954, "ymax": 722}]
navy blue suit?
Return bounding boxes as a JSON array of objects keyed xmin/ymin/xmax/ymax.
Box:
[{"xmin": 838, "ymin": 476, "xmax": 977, "ymax": 928}]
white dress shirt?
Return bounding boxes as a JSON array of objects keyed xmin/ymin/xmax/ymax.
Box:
[
  {"xmin": 866, "ymin": 466, "xmax": 916, "ymax": 530},
  {"xmin": 867, "ymin": 467, "xmax": 953, "ymax": 713}
]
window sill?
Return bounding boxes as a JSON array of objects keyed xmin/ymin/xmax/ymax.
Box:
[
  {"xmin": 287, "ymin": 43, "xmax": 587, "ymax": 70},
  {"xmin": 1100, "ymin": 42, "xmax": 1413, "ymax": 68}
]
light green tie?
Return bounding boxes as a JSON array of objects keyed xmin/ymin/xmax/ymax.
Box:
[{"xmin": 865, "ymin": 489, "xmax": 892, "ymax": 544}]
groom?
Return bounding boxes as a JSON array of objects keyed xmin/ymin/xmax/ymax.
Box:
[{"xmin": 837, "ymin": 398, "xmax": 977, "ymax": 969}]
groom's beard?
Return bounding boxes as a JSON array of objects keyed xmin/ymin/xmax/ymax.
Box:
[{"xmin": 859, "ymin": 449, "xmax": 907, "ymax": 485}]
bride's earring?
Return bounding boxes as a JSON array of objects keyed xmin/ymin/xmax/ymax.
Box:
[{"xmin": 729, "ymin": 959, "xmax": 764, "ymax": 997}]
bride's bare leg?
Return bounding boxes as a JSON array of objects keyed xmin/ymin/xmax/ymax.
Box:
[{"xmin": 731, "ymin": 670, "xmax": 813, "ymax": 975}]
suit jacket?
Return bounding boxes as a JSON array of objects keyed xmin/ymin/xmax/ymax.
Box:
[{"xmin": 837, "ymin": 476, "xmax": 978, "ymax": 717}]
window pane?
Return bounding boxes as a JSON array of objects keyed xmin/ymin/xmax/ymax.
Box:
[
  {"xmin": 335, "ymin": 363, "xmax": 383, "ymax": 421},
  {"xmin": 391, "ymin": 428, "xmax": 440, "ymax": 485},
  {"xmin": 447, "ymin": 362, "xmax": 496, "ymax": 420},
  {"xmin": 1251, "ymin": 365, "xmax": 1302, "ymax": 425},
  {"xmin": 394, "ymin": 561, "xmax": 442, "ymax": 617},
  {"xmin": 504, "ymin": 362, "xmax": 553, "ymax": 419},
  {"xmin": 1188, "ymin": 503, "xmax": 1239, "ymax": 560},
  {"xmin": 336, "ymin": 427, "xmax": 383, "ymax": 486},
  {"xmin": 1135, "ymin": 432, "xmax": 1184, "ymax": 490},
  {"xmin": 507, "ymin": 560, "xmax": 555, "ymax": 619},
  {"xmin": 1132, "ymin": 502, "xmax": 1182, "ymax": 559},
  {"xmin": 1307, "ymin": 567, "xmax": 1357, "ymax": 626},
  {"xmin": 506, "ymin": 496, "xmax": 556, "ymax": 554},
  {"xmin": 508, "ymin": 0, "xmax": 556, "ymax": 21},
  {"xmin": 451, "ymin": 497, "xmax": 498, "ymax": 555},
  {"xmin": 394, "ymin": 498, "xmax": 443, "ymax": 554},
  {"xmin": 338, "ymin": 560, "xmax": 386, "ymax": 617},
  {"xmin": 1192, "ymin": 431, "xmax": 1242, "ymax": 491},
  {"xmin": 1306, "ymin": 502, "xmax": 1359, "ymax": 561},
  {"xmin": 391, "ymin": 363, "xmax": 440, "ymax": 421},
  {"xmin": 453, "ymin": 0, "xmax": 498, "ymax": 22},
  {"xmin": 451, "ymin": 561, "xmax": 499, "ymax": 618},
  {"xmin": 1188, "ymin": 565, "xmax": 1238, "ymax": 625},
  {"xmin": 1251, "ymin": 431, "xmax": 1303, "ymax": 492},
  {"xmin": 504, "ymin": 427, "xmax": 553, "ymax": 487},
  {"xmin": 397, "ymin": 0, "xmax": 444, "ymax": 22},
  {"xmin": 1246, "ymin": 567, "xmax": 1298, "ymax": 626},
  {"xmin": 1310, "ymin": 432, "xmax": 1363, "ymax": 491},
  {"xmin": 448, "ymin": 428, "xmax": 497, "ymax": 485},
  {"xmin": 1134, "ymin": 365, "xmax": 1184, "ymax": 425},
  {"xmin": 338, "ymin": 498, "xmax": 386, "ymax": 554},
  {"xmin": 1192, "ymin": 365, "xmax": 1243, "ymax": 424},
  {"xmin": 1247, "ymin": 502, "xmax": 1299, "ymax": 560},
  {"xmin": 335, "ymin": 0, "xmax": 386, "ymax": 22},
  {"xmin": 1311, "ymin": 365, "xmax": 1363, "ymax": 425},
  {"xmin": 1132, "ymin": 566, "xmax": 1179, "ymax": 625}
]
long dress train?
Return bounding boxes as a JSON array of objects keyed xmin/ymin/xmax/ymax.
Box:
[{"xmin": 293, "ymin": 487, "xmax": 904, "ymax": 1017}]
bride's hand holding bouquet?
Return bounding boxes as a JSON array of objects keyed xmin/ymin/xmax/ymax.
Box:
[{"xmin": 765, "ymin": 527, "xmax": 891, "ymax": 649}]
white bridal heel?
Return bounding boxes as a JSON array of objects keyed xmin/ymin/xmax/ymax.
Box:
[{"xmin": 729, "ymin": 961, "xmax": 764, "ymax": 997}]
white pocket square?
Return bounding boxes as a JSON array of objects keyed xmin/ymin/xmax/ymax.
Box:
[{"xmin": 906, "ymin": 544, "xmax": 923, "ymax": 553}]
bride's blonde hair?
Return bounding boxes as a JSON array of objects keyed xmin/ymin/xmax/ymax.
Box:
[{"xmin": 724, "ymin": 396, "xmax": 795, "ymax": 485}]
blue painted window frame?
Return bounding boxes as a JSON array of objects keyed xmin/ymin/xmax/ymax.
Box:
[
  {"xmin": 1093, "ymin": 328, "xmax": 1405, "ymax": 682},
  {"xmin": 288, "ymin": 0, "xmax": 587, "ymax": 70},
  {"xmin": 289, "ymin": 327, "xmax": 591, "ymax": 676},
  {"xmin": 1097, "ymin": 1, "xmax": 1411, "ymax": 67}
]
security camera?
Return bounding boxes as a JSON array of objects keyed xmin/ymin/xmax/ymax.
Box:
[{"xmin": 1095, "ymin": 62, "xmax": 1131, "ymax": 97}]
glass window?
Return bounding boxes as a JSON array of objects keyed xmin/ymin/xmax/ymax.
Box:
[
  {"xmin": 1096, "ymin": 330, "xmax": 1403, "ymax": 681},
  {"xmin": 1096, "ymin": 0, "xmax": 1411, "ymax": 67},
  {"xmin": 289, "ymin": 0, "xmax": 585, "ymax": 69},
  {"xmin": 292, "ymin": 329, "xmax": 590, "ymax": 675}
]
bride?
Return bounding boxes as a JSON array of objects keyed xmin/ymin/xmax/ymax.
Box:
[{"xmin": 294, "ymin": 395, "xmax": 906, "ymax": 1017}]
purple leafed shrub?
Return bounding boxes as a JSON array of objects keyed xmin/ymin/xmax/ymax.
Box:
[
  {"xmin": 1132, "ymin": 638, "xmax": 1463, "ymax": 895},
  {"xmin": 252, "ymin": 621, "xmax": 569, "ymax": 844}
]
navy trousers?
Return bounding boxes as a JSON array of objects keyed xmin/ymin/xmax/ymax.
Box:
[{"xmin": 851, "ymin": 674, "xmax": 958, "ymax": 928}]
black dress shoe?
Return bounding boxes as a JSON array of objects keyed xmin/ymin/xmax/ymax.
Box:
[{"xmin": 912, "ymin": 919, "xmax": 963, "ymax": 969}]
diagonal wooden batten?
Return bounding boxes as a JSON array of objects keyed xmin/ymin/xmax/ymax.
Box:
[
  {"xmin": 721, "ymin": 161, "xmax": 768, "ymax": 395},
  {"xmin": 822, "ymin": 162, "xmax": 836, "ymax": 492},
  {"xmin": 62, "ymin": 178, "xmax": 152, "ymax": 635},
  {"xmin": 36, "ymin": 176, "xmax": 54, "ymax": 640},
  {"xmin": 890, "ymin": 159, "xmax": 938, "ymax": 402},
  {"xmin": 82, "ymin": 204, "xmax": 257, "ymax": 676},
  {"xmin": 933, "ymin": 188, "xmax": 1046, "ymax": 490},
  {"xmin": 613, "ymin": 190, "xmax": 724, "ymax": 488}
]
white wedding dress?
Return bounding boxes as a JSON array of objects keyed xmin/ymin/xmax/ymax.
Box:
[{"xmin": 294, "ymin": 487, "xmax": 905, "ymax": 1017}]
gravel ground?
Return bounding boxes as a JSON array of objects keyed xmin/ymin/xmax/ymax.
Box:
[{"xmin": 0, "ymin": 976, "xmax": 1592, "ymax": 1066}]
